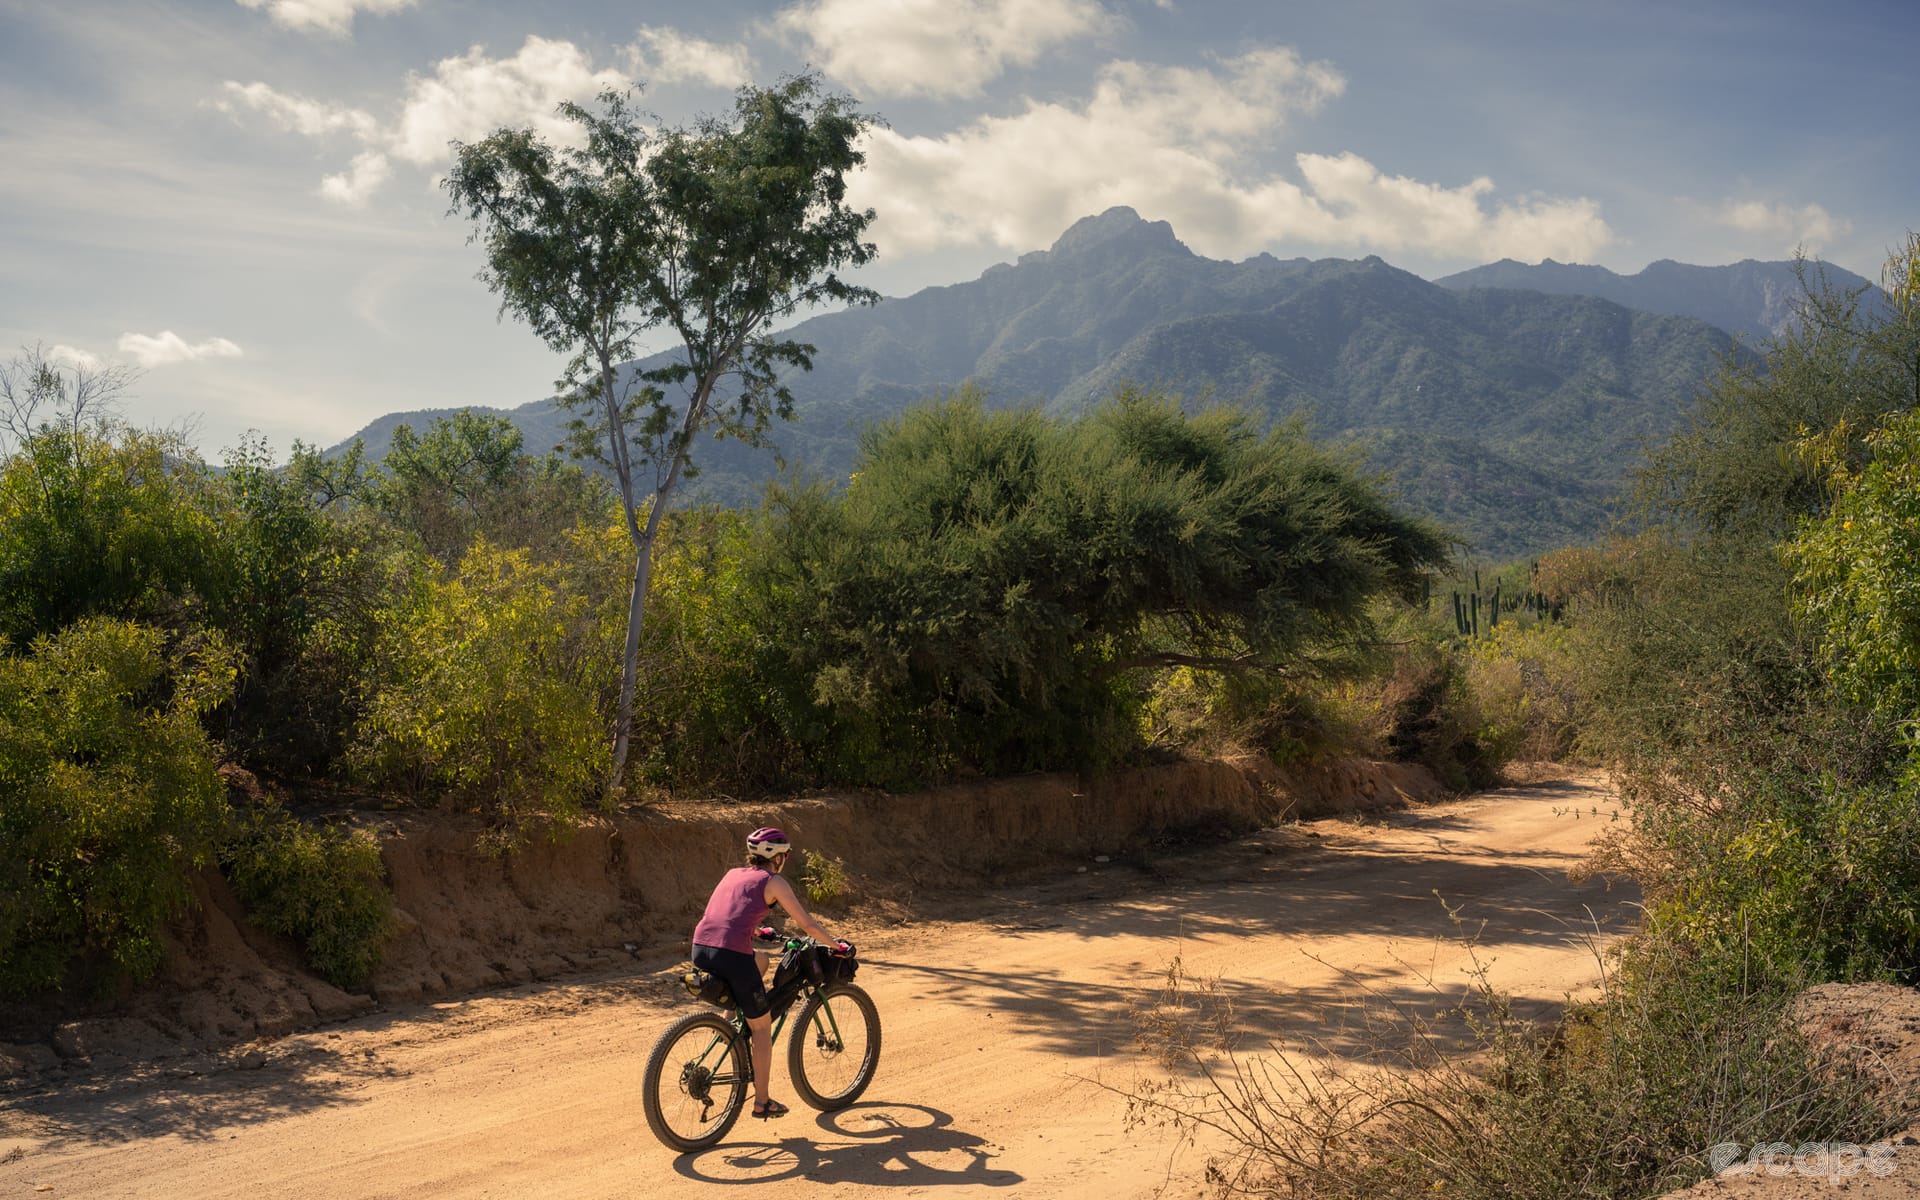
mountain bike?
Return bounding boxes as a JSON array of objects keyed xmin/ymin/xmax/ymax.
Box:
[{"xmin": 642, "ymin": 935, "xmax": 882, "ymax": 1152}]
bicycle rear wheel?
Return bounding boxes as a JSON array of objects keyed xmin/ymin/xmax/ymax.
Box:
[
  {"xmin": 787, "ymin": 982, "xmax": 881, "ymax": 1111},
  {"xmin": 643, "ymin": 1011, "xmax": 750, "ymax": 1152}
]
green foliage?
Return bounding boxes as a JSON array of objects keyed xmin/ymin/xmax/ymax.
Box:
[
  {"xmin": 623, "ymin": 509, "xmax": 808, "ymax": 792},
  {"xmin": 220, "ymin": 803, "xmax": 393, "ymax": 988},
  {"xmin": 798, "ymin": 850, "xmax": 849, "ymax": 907},
  {"xmin": 348, "ymin": 535, "xmax": 615, "ymax": 845},
  {"xmin": 1785, "ymin": 409, "xmax": 1920, "ymax": 728},
  {"xmin": 747, "ymin": 388, "xmax": 1449, "ymax": 787},
  {"xmin": 1552, "ymin": 238, "xmax": 1920, "ymax": 986},
  {"xmin": 207, "ymin": 435, "xmax": 394, "ymax": 774},
  {"xmin": 1634, "ymin": 252, "xmax": 1920, "ymax": 540},
  {"xmin": 0, "ymin": 619, "xmax": 234, "ymax": 994},
  {"xmin": 356, "ymin": 412, "xmax": 613, "ymax": 565},
  {"xmin": 0, "ymin": 423, "xmax": 220, "ymax": 644}
]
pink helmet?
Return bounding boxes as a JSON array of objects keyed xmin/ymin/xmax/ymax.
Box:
[{"xmin": 746, "ymin": 827, "xmax": 791, "ymax": 861}]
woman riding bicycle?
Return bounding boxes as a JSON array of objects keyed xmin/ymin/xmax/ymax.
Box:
[{"xmin": 691, "ymin": 827, "xmax": 851, "ymax": 1120}]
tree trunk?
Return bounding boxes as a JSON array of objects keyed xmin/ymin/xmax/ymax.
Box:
[
  {"xmin": 605, "ymin": 379, "xmax": 704, "ymax": 787},
  {"xmin": 610, "ymin": 544, "xmax": 651, "ymax": 785}
]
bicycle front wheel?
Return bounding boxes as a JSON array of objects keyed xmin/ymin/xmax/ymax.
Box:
[
  {"xmin": 643, "ymin": 1011, "xmax": 750, "ymax": 1152},
  {"xmin": 787, "ymin": 982, "xmax": 881, "ymax": 1111}
]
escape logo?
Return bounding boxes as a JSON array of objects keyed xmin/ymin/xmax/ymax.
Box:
[{"xmin": 1709, "ymin": 1140, "xmax": 1899, "ymax": 1179}]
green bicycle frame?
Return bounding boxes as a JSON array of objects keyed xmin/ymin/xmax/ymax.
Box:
[{"xmin": 689, "ymin": 964, "xmax": 851, "ymax": 1087}]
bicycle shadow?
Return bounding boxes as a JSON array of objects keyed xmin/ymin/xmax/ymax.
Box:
[{"xmin": 671, "ymin": 1101, "xmax": 1023, "ymax": 1188}]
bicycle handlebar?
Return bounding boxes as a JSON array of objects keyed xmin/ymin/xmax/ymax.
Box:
[{"xmin": 752, "ymin": 929, "xmax": 855, "ymax": 958}]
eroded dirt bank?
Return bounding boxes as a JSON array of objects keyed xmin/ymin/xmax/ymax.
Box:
[
  {"xmin": 1, "ymin": 755, "xmax": 1448, "ymax": 1068},
  {"xmin": 1, "ymin": 772, "xmax": 1636, "ymax": 1199}
]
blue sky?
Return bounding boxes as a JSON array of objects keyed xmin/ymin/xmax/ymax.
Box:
[{"xmin": 2, "ymin": 0, "xmax": 1913, "ymax": 456}]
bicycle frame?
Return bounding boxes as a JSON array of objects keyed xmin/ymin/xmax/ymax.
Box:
[{"xmin": 687, "ymin": 951, "xmax": 853, "ymax": 1089}]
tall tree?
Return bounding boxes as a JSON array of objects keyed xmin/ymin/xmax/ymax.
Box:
[{"xmin": 445, "ymin": 75, "xmax": 879, "ymax": 783}]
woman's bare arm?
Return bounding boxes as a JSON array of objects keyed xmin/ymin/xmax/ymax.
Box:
[{"xmin": 765, "ymin": 874, "xmax": 835, "ymax": 943}]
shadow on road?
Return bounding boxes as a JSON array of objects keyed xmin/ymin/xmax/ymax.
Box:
[
  {"xmin": 673, "ymin": 1102, "xmax": 1022, "ymax": 1188},
  {"xmin": 858, "ymin": 837, "xmax": 1640, "ymax": 1064},
  {"xmin": 7, "ymin": 1044, "xmax": 395, "ymax": 1148}
]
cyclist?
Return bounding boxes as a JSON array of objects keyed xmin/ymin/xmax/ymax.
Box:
[{"xmin": 691, "ymin": 827, "xmax": 851, "ymax": 1120}]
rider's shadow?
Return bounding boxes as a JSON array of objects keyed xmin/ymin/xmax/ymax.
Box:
[{"xmin": 671, "ymin": 1102, "xmax": 1024, "ymax": 1188}]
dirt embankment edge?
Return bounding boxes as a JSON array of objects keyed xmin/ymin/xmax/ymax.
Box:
[{"xmin": 2, "ymin": 755, "xmax": 1447, "ymax": 1071}]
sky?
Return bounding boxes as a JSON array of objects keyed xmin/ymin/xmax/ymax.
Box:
[{"xmin": 2, "ymin": 0, "xmax": 1914, "ymax": 457}]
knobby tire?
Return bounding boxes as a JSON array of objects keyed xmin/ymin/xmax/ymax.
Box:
[
  {"xmin": 787, "ymin": 982, "xmax": 881, "ymax": 1111},
  {"xmin": 642, "ymin": 1010, "xmax": 749, "ymax": 1152}
]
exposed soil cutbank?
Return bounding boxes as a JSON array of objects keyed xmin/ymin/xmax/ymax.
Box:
[{"xmin": 0, "ymin": 754, "xmax": 1448, "ymax": 1073}]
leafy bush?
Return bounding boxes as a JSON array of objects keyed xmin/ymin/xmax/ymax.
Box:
[
  {"xmin": 0, "ymin": 424, "xmax": 220, "ymax": 644},
  {"xmin": 798, "ymin": 850, "xmax": 849, "ymax": 906},
  {"xmin": 745, "ymin": 388, "xmax": 1449, "ymax": 788},
  {"xmin": 624, "ymin": 508, "xmax": 810, "ymax": 794},
  {"xmin": 1460, "ymin": 621, "xmax": 1582, "ymax": 764},
  {"xmin": 0, "ymin": 619, "xmax": 234, "ymax": 994},
  {"xmin": 348, "ymin": 534, "xmax": 616, "ymax": 845},
  {"xmin": 221, "ymin": 803, "xmax": 393, "ymax": 988},
  {"xmin": 1785, "ymin": 408, "xmax": 1920, "ymax": 729},
  {"xmin": 204, "ymin": 435, "xmax": 400, "ymax": 775},
  {"xmin": 350, "ymin": 413, "xmax": 614, "ymax": 566}
]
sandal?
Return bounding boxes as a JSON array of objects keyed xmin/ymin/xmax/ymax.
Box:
[{"xmin": 752, "ymin": 1098, "xmax": 790, "ymax": 1119}]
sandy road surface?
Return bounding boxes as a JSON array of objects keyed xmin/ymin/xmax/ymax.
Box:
[{"xmin": 1, "ymin": 774, "xmax": 1637, "ymax": 1199}]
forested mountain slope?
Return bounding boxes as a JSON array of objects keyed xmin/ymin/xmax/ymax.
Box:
[{"xmin": 338, "ymin": 208, "xmax": 1760, "ymax": 557}]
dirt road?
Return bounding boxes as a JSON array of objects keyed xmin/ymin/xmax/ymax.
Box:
[{"xmin": 1, "ymin": 774, "xmax": 1636, "ymax": 1198}]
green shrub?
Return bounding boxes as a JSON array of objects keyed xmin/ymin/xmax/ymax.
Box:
[
  {"xmin": 1785, "ymin": 408, "xmax": 1920, "ymax": 730},
  {"xmin": 221, "ymin": 803, "xmax": 393, "ymax": 988},
  {"xmin": 1460, "ymin": 622, "xmax": 1582, "ymax": 764},
  {"xmin": 349, "ymin": 534, "xmax": 615, "ymax": 846},
  {"xmin": 0, "ymin": 424, "xmax": 220, "ymax": 644},
  {"xmin": 798, "ymin": 850, "xmax": 850, "ymax": 906},
  {"xmin": 0, "ymin": 619, "xmax": 234, "ymax": 994},
  {"xmin": 746, "ymin": 388, "xmax": 1448, "ymax": 788},
  {"xmin": 624, "ymin": 509, "xmax": 810, "ymax": 794},
  {"xmin": 206, "ymin": 435, "xmax": 397, "ymax": 775}
]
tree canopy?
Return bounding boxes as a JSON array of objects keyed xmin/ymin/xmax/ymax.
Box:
[
  {"xmin": 753, "ymin": 387, "xmax": 1452, "ymax": 784},
  {"xmin": 444, "ymin": 74, "xmax": 880, "ymax": 782}
]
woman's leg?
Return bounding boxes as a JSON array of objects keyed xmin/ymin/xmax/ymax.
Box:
[{"xmin": 747, "ymin": 1011, "xmax": 773, "ymax": 1105}]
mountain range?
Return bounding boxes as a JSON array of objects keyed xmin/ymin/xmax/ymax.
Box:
[
  {"xmin": 1436, "ymin": 255, "xmax": 1878, "ymax": 346},
  {"xmin": 338, "ymin": 208, "xmax": 1874, "ymax": 559}
]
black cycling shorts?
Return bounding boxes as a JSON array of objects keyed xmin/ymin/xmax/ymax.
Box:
[{"xmin": 691, "ymin": 943, "xmax": 770, "ymax": 1019}]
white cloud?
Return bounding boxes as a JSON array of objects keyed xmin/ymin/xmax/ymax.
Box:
[
  {"xmin": 117, "ymin": 332, "xmax": 245, "ymax": 368},
  {"xmin": 235, "ymin": 0, "xmax": 418, "ymax": 37},
  {"xmin": 627, "ymin": 26, "xmax": 755, "ymax": 89},
  {"xmin": 219, "ymin": 37, "xmax": 633, "ymax": 205},
  {"xmin": 320, "ymin": 151, "xmax": 393, "ymax": 206},
  {"xmin": 216, "ymin": 81, "xmax": 378, "ymax": 139},
  {"xmin": 778, "ymin": 0, "xmax": 1114, "ymax": 98},
  {"xmin": 1712, "ymin": 199, "xmax": 1850, "ymax": 249},
  {"xmin": 386, "ymin": 38, "xmax": 631, "ymax": 167},
  {"xmin": 1290, "ymin": 153, "xmax": 1611, "ymax": 263},
  {"xmin": 851, "ymin": 49, "xmax": 1611, "ymax": 264},
  {"xmin": 48, "ymin": 344, "xmax": 104, "ymax": 371}
]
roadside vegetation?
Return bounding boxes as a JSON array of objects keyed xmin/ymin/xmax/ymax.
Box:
[
  {"xmin": 1125, "ymin": 238, "xmax": 1920, "ymax": 1198},
  {"xmin": 0, "ymin": 352, "xmax": 1464, "ymax": 998}
]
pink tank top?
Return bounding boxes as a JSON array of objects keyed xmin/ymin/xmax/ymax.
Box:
[{"xmin": 692, "ymin": 867, "xmax": 772, "ymax": 953}]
